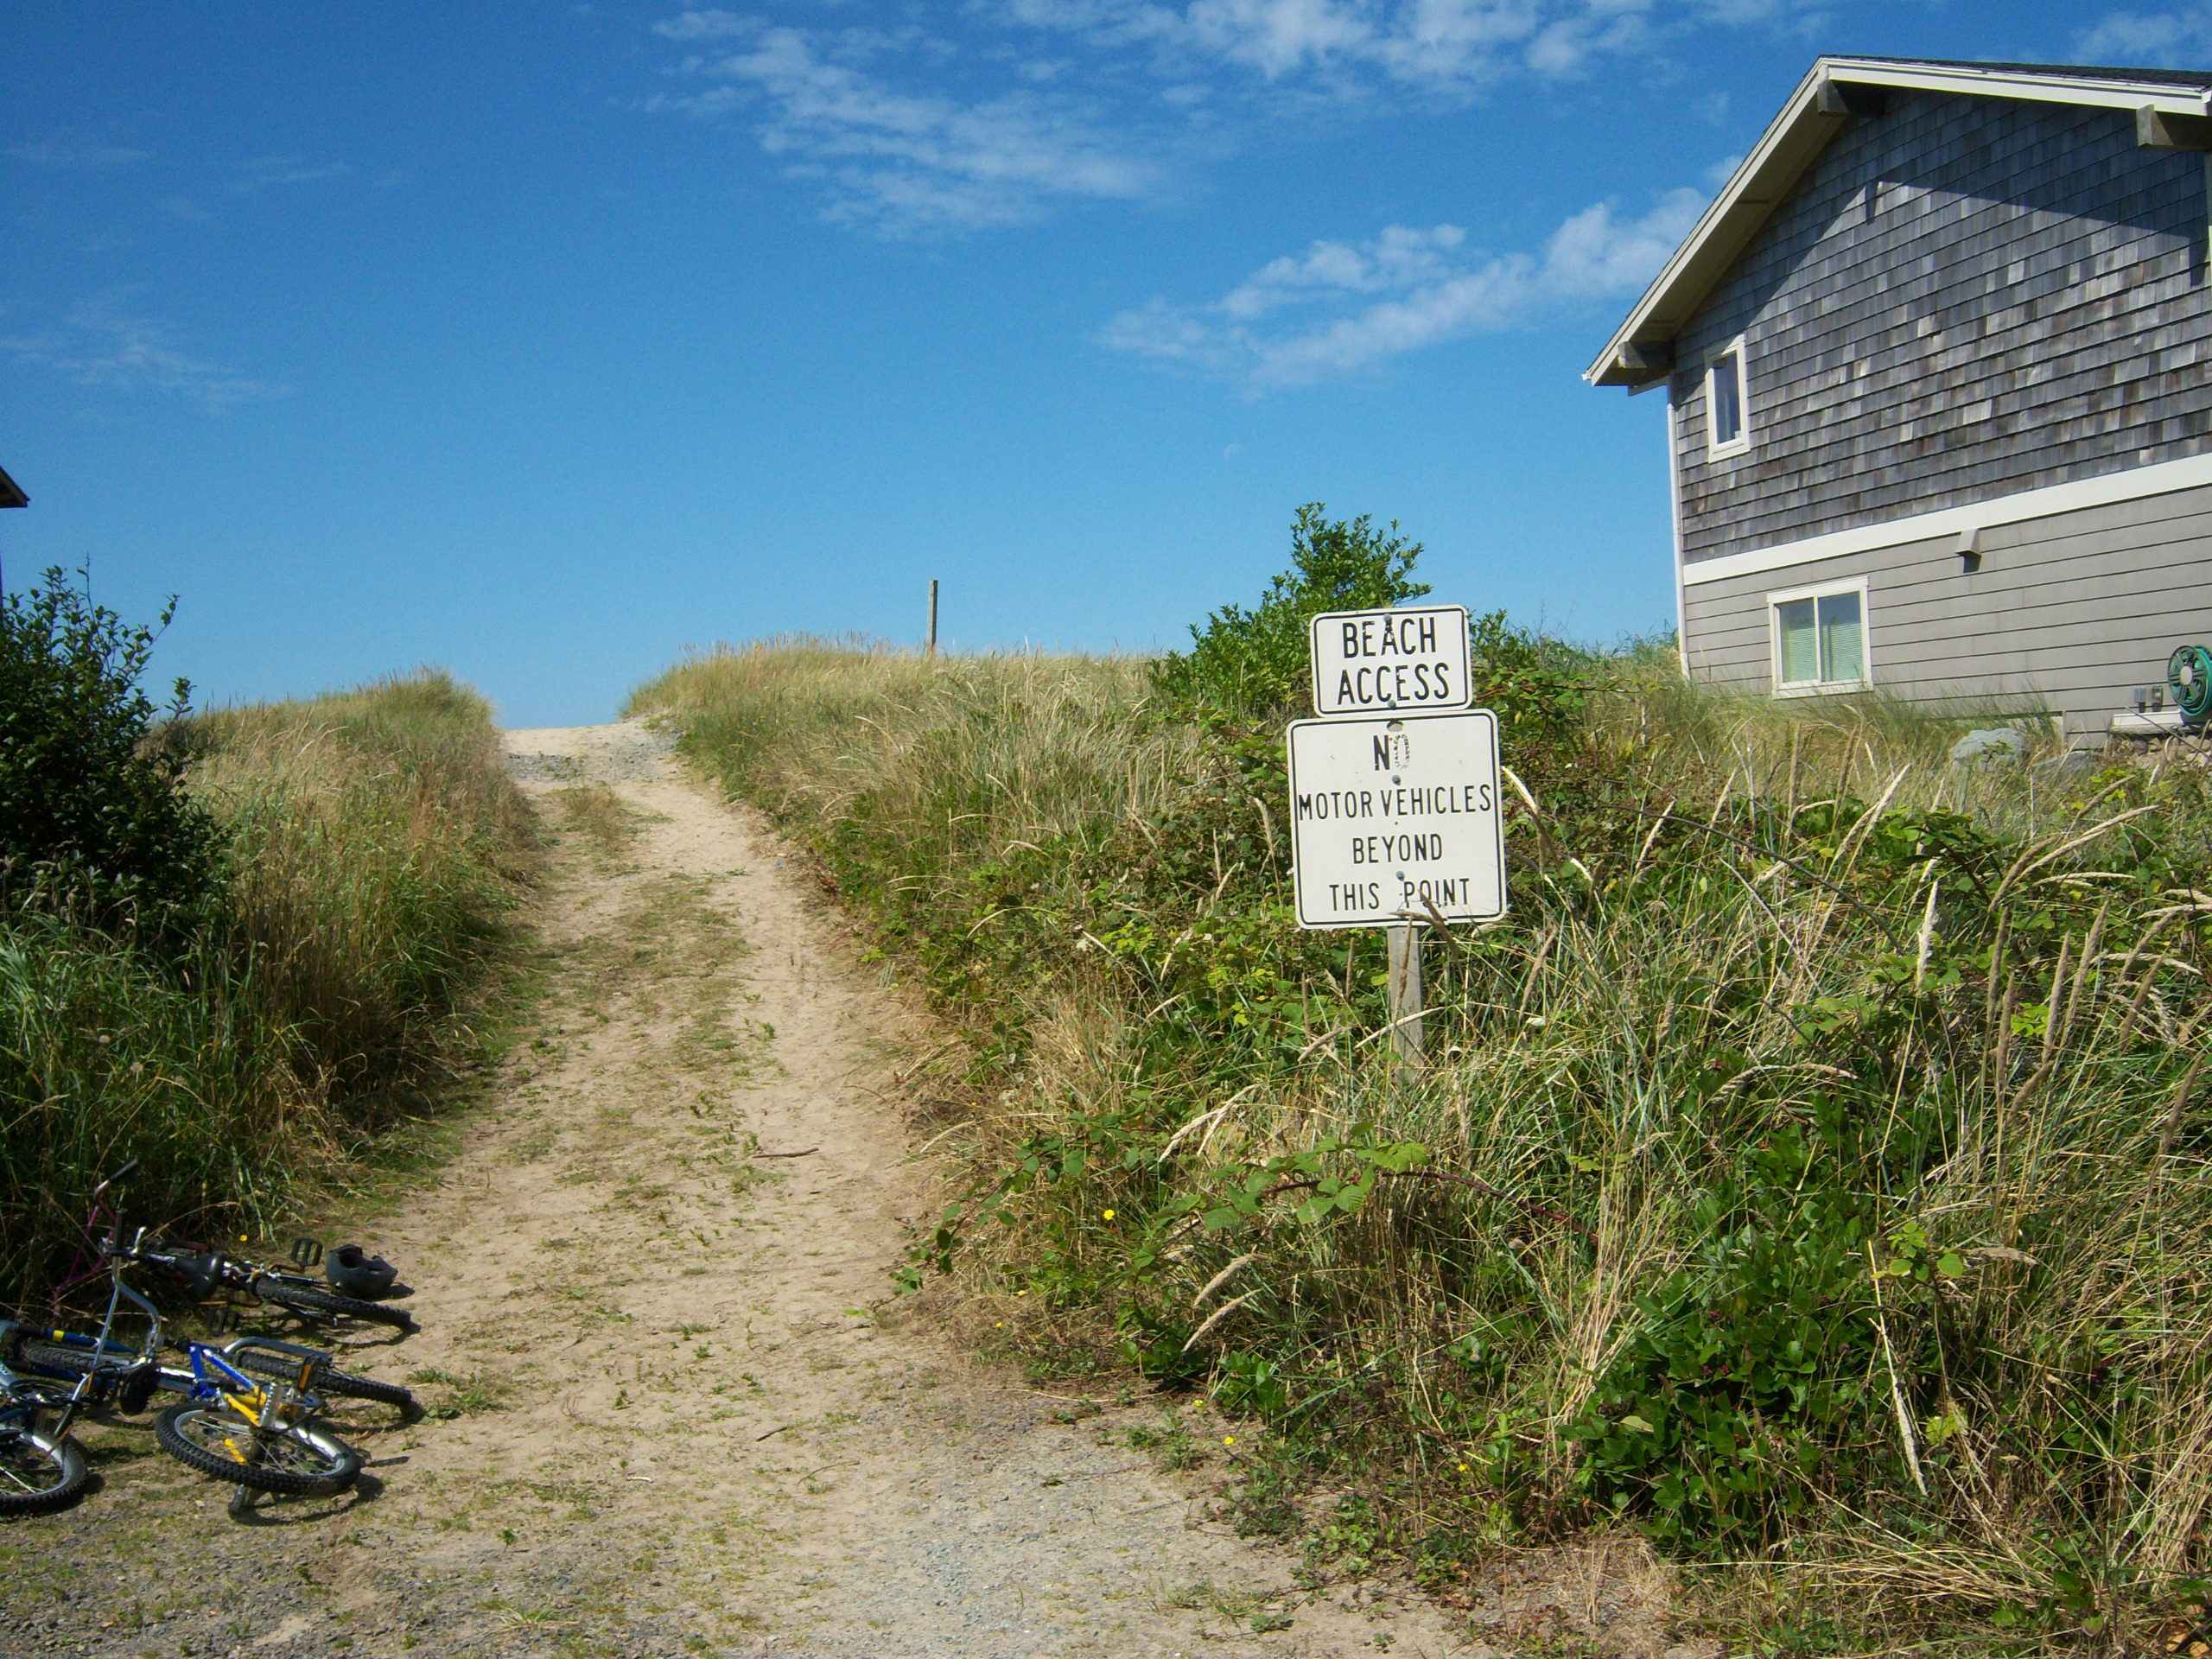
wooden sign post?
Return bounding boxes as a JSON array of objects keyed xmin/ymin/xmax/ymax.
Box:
[{"xmin": 1385, "ymin": 922, "xmax": 1424, "ymax": 1064}]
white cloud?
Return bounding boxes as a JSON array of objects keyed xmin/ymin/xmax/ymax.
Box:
[
  {"xmin": 233, "ymin": 156, "xmax": 352, "ymax": 193},
  {"xmin": 1, "ymin": 298, "xmax": 289, "ymax": 410},
  {"xmin": 7, "ymin": 137, "xmax": 153, "ymax": 168},
  {"xmin": 649, "ymin": 21, "xmax": 1157, "ymax": 230},
  {"xmin": 644, "ymin": 2, "xmax": 1849, "ymax": 233},
  {"xmin": 653, "ymin": 8, "xmax": 757, "ymax": 41},
  {"xmin": 1100, "ymin": 186, "xmax": 1702, "ymax": 389},
  {"xmin": 2075, "ymin": 4, "xmax": 2212, "ymax": 62},
  {"xmin": 989, "ymin": 0, "xmax": 1799, "ymax": 88}
]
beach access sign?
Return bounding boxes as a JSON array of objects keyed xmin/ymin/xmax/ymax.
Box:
[
  {"xmin": 1307, "ymin": 604, "xmax": 1471, "ymax": 716},
  {"xmin": 1287, "ymin": 606, "xmax": 1506, "ymax": 932}
]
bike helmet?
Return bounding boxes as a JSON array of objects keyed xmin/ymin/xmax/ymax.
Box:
[{"xmin": 325, "ymin": 1243, "xmax": 400, "ymax": 1300}]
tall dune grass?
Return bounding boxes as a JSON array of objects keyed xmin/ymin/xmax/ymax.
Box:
[
  {"xmin": 0, "ymin": 671, "xmax": 536, "ymax": 1291},
  {"xmin": 636, "ymin": 637, "xmax": 2212, "ymax": 1645}
]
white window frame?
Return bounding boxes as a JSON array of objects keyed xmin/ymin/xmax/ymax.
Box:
[
  {"xmin": 1768, "ymin": 576, "xmax": 1872, "ymax": 696},
  {"xmin": 1705, "ymin": 335, "xmax": 1751, "ymax": 460}
]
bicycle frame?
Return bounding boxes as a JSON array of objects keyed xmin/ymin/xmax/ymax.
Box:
[
  {"xmin": 184, "ymin": 1336, "xmax": 329, "ymax": 1424},
  {"xmin": 48, "ymin": 1158, "xmax": 141, "ymax": 1313}
]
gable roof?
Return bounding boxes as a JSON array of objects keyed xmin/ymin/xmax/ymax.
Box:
[
  {"xmin": 0, "ymin": 465, "xmax": 24, "ymax": 510},
  {"xmin": 1585, "ymin": 57, "xmax": 2212, "ymax": 389}
]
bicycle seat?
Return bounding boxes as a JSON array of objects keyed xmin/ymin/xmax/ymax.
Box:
[{"xmin": 144, "ymin": 1245, "xmax": 223, "ymax": 1300}]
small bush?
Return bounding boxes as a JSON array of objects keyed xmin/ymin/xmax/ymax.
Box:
[
  {"xmin": 1154, "ymin": 505, "xmax": 1428, "ymax": 715},
  {"xmin": 0, "ymin": 568, "xmax": 222, "ymax": 938}
]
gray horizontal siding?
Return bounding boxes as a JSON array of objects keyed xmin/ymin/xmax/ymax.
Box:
[
  {"xmin": 1672, "ymin": 91, "xmax": 2212, "ymax": 567},
  {"xmin": 1682, "ymin": 479, "xmax": 2212, "ymax": 739}
]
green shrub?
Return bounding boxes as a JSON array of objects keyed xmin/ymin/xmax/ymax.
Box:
[
  {"xmin": 0, "ymin": 568, "xmax": 222, "ymax": 938},
  {"xmin": 1154, "ymin": 505, "xmax": 1428, "ymax": 715}
]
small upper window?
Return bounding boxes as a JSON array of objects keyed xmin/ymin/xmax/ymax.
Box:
[
  {"xmin": 1771, "ymin": 581, "xmax": 1868, "ymax": 693},
  {"xmin": 1707, "ymin": 339, "xmax": 1749, "ymax": 459}
]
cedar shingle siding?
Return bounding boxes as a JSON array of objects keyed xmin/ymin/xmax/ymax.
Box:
[{"xmin": 1675, "ymin": 91, "xmax": 2212, "ymax": 565}]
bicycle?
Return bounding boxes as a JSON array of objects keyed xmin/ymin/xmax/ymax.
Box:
[
  {"xmin": 149, "ymin": 1335, "xmax": 361, "ymax": 1500},
  {"xmin": 139, "ymin": 1235, "xmax": 415, "ymax": 1332},
  {"xmin": 54, "ymin": 1161, "xmax": 416, "ymax": 1335}
]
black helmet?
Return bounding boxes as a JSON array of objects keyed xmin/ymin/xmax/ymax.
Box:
[{"xmin": 326, "ymin": 1243, "xmax": 399, "ymax": 1300}]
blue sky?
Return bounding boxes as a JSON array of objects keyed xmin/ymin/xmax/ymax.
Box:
[{"xmin": 3, "ymin": 1, "xmax": 2195, "ymax": 726}]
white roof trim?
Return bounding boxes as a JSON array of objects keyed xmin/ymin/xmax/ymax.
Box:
[
  {"xmin": 1679, "ymin": 450, "xmax": 2212, "ymax": 587},
  {"xmin": 1586, "ymin": 57, "xmax": 2212, "ymax": 388}
]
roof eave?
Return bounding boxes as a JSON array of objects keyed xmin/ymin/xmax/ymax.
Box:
[{"xmin": 1584, "ymin": 57, "xmax": 2212, "ymax": 388}]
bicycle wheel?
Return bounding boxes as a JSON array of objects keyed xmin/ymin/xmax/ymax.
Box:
[
  {"xmin": 155, "ymin": 1401, "xmax": 359, "ymax": 1494},
  {"xmin": 249, "ymin": 1274, "xmax": 416, "ymax": 1332},
  {"xmin": 1, "ymin": 1333, "xmax": 168, "ymax": 1412},
  {"xmin": 225, "ymin": 1347, "xmax": 414, "ymax": 1409},
  {"xmin": 0, "ymin": 1422, "xmax": 89, "ymax": 1516}
]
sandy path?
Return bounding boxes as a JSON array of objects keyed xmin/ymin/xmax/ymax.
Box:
[{"xmin": 4, "ymin": 721, "xmax": 1489, "ymax": 1659}]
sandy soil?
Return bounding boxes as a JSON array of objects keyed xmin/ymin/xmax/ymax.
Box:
[{"xmin": 6, "ymin": 721, "xmax": 1538, "ymax": 1659}]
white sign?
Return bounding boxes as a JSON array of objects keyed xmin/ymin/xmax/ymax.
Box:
[
  {"xmin": 1286, "ymin": 709, "xmax": 1506, "ymax": 931},
  {"xmin": 1307, "ymin": 605, "xmax": 1472, "ymax": 717}
]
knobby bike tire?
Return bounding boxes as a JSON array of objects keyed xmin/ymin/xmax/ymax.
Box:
[
  {"xmin": 153, "ymin": 1402, "xmax": 360, "ymax": 1494},
  {"xmin": 0, "ymin": 1424, "xmax": 90, "ymax": 1515},
  {"xmin": 248, "ymin": 1275, "xmax": 416, "ymax": 1332},
  {"xmin": 226, "ymin": 1347, "xmax": 415, "ymax": 1409},
  {"xmin": 0, "ymin": 1334, "xmax": 168, "ymax": 1411}
]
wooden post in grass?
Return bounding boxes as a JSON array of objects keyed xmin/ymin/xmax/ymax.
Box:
[
  {"xmin": 927, "ymin": 579, "xmax": 939, "ymax": 656},
  {"xmin": 1386, "ymin": 922, "xmax": 1424, "ymax": 1066}
]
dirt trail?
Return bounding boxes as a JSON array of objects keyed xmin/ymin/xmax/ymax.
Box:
[{"xmin": 8, "ymin": 721, "xmax": 1492, "ymax": 1659}]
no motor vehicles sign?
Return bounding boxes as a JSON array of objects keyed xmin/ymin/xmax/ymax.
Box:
[
  {"xmin": 1286, "ymin": 709, "xmax": 1506, "ymax": 930},
  {"xmin": 1307, "ymin": 604, "xmax": 1471, "ymax": 717}
]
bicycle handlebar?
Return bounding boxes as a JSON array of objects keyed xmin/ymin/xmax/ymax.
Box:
[{"xmin": 96, "ymin": 1158, "xmax": 139, "ymax": 1193}]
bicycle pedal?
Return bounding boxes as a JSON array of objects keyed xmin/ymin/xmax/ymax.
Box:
[{"xmin": 289, "ymin": 1236, "xmax": 326, "ymax": 1269}]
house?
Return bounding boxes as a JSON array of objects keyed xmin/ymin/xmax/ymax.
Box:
[
  {"xmin": 1586, "ymin": 57, "xmax": 2212, "ymax": 741},
  {"xmin": 0, "ymin": 463, "xmax": 23, "ymax": 594}
]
